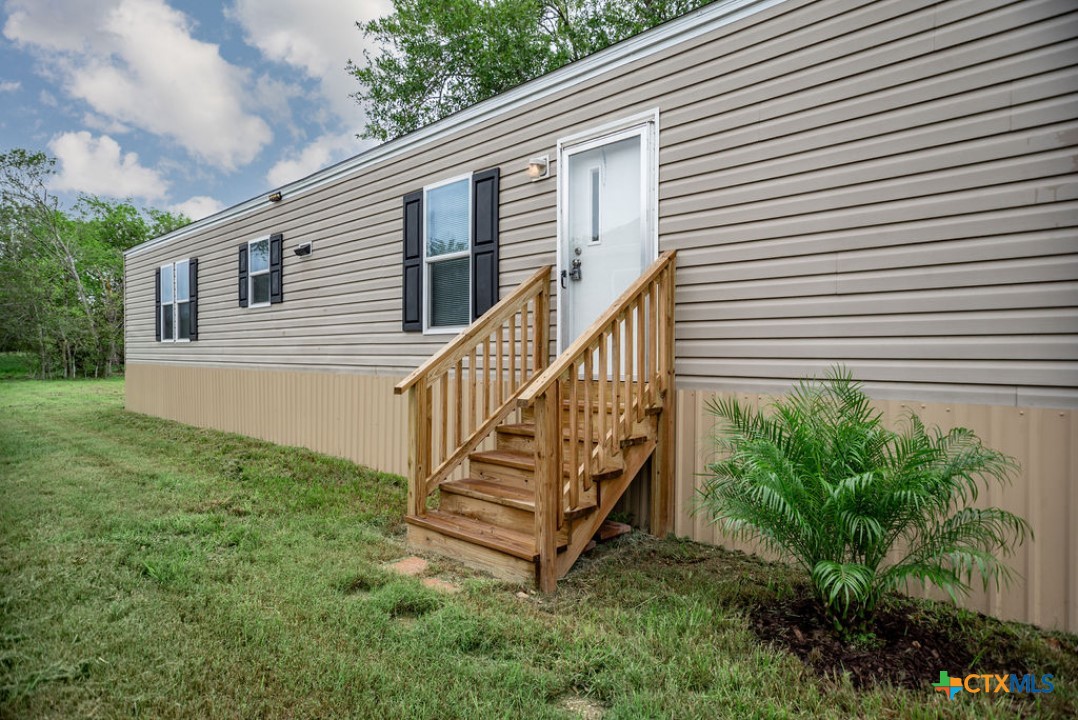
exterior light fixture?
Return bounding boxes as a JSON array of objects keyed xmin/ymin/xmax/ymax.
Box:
[
  {"xmin": 527, "ymin": 156, "xmax": 549, "ymax": 181},
  {"xmin": 268, "ymin": 191, "xmax": 283, "ymax": 202},
  {"xmin": 293, "ymin": 242, "xmax": 312, "ymax": 257}
]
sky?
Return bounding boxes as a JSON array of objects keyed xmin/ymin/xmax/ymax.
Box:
[{"xmin": 0, "ymin": 0, "xmax": 390, "ymax": 220}]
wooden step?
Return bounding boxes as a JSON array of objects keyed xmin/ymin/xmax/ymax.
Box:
[
  {"xmin": 470, "ymin": 449, "xmax": 622, "ymax": 483},
  {"xmin": 495, "ymin": 422, "xmax": 599, "ymax": 453},
  {"xmin": 495, "ymin": 422, "xmax": 651, "ymax": 454},
  {"xmin": 406, "ymin": 509, "xmax": 543, "ymax": 560},
  {"xmin": 441, "ymin": 477, "xmax": 534, "ymax": 511},
  {"xmin": 441, "ymin": 477, "xmax": 597, "ymax": 519}
]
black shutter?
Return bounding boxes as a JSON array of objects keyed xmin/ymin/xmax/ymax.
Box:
[
  {"xmin": 471, "ymin": 167, "xmax": 500, "ymax": 320},
  {"xmin": 154, "ymin": 267, "xmax": 161, "ymax": 341},
  {"xmin": 402, "ymin": 190, "xmax": 423, "ymax": 331},
  {"xmin": 237, "ymin": 244, "xmax": 248, "ymax": 307},
  {"xmin": 188, "ymin": 258, "xmax": 199, "ymax": 340},
  {"xmin": 269, "ymin": 233, "xmax": 284, "ymax": 304}
]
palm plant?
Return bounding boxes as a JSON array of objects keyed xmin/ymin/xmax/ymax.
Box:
[{"xmin": 700, "ymin": 366, "xmax": 1030, "ymax": 633}]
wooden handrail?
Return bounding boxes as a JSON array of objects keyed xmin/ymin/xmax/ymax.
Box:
[
  {"xmin": 530, "ymin": 250, "xmax": 676, "ymax": 592},
  {"xmin": 395, "ymin": 265, "xmax": 552, "ymax": 395},
  {"xmin": 518, "ymin": 251, "xmax": 675, "ymax": 406},
  {"xmin": 398, "ymin": 264, "xmax": 551, "ymax": 519}
]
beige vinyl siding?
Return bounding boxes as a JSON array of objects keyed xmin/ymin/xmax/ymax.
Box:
[{"xmin": 126, "ymin": 0, "xmax": 1078, "ymax": 403}]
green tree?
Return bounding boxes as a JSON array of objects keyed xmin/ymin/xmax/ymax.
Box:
[
  {"xmin": 0, "ymin": 149, "xmax": 189, "ymax": 377},
  {"xmin": 700, "ymin": 367, "xmax": 1030, "ymax": 634},
  {"xmin": 350, "ymin": 0, "xmax": 713, "ymax": 141}
]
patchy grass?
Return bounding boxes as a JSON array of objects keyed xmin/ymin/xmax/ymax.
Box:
[{"xmin": 1, "ymin": 379, "xmax": 1074, "ymax": 719}]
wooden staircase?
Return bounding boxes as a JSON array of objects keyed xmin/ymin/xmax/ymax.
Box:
[{"xmin": 395, "ymin": 252, "xmax": 676, "ymax": 591}]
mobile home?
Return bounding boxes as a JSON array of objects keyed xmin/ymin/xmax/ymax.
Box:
[{"xmin": 124, "ymin": 0, "xmax": 1078, "ymax": 630}]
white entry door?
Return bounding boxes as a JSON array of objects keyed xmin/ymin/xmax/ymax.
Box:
[{"xmin": 559, "ymin": 118, "xmax": 657, "ymax": 350}]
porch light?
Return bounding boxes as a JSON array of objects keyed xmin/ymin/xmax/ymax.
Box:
[
  {"xmin": 527, "ymin": 156, "xmax": 549, "ymax": 181},
  {"xmin": 268, "ymin": 191, "xmax": 283, "ymax": 202}
]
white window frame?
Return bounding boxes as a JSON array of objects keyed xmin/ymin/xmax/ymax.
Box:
[
  {"xmin": 247, "ymin": 236, "xmax": 271, "ymax": 309},
  {"xmin": 159, "ymin": 259, "xmax": 191, "ymax": 343},
  {"xmin": 422, "ymin": 173, "xmax": 473, "ymax": 335}
]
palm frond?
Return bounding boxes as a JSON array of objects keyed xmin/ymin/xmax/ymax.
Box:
[{"xmin": 698, "ymin": 365, "xmax": 1028, "ymax": 633}]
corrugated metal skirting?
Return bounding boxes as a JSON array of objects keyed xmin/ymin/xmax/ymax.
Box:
[
  {"xmin": 672, "ymin": 389, "xmax": 1078, "ymax": 633},
  {"xmin": 126, "ymin": 363, "xmax": 1075, "ymax": 632},
  {"xmin": 125, "ymin": 363, "xmax": 409, "ymax": 476}
]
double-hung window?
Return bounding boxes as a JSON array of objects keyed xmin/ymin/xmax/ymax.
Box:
[
  {"xmin": 402, "ymin": 167, "xmax": 499, "ymax": 333},
  {"xmin": 237, "ymin": 234, "xmax": 283, "ymax": 308},
  {"xmin": 158, "ymin": 258, "xmax": 196, "ymax": 342},
  {"xmin": 248, "ymin": 237, "xmax": 271, "ymax": 307},
  {"xmin": 424, "ymin": 176, "xmax": 471, "ymax": 332}
]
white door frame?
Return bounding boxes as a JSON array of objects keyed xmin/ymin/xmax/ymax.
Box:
[{"xmin": 555, "ymin": 109, "xmax": 660, "ymax": 351}]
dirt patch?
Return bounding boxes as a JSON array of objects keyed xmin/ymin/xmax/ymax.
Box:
[
  {"xmin": 421, "ymin": 577, "xmax": 460, "ymax": 594},
  {"xmin": 750, "ymin": 591, "xmax": 1033, "ymax": 693},
  {"xmin": 558, "ymin": 695, "xmax": 605, "ymax": 719},
  {"xmin": 386, "ymin": 556, "xmax": 429, "ymax": 577}
]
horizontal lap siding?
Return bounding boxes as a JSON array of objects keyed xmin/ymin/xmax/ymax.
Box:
[
  {"xmin": 660, "ymin": 0, "xmax": 1078, "ymax": 400},
  {"xmin": 126, "ymin": 0, "xmax": 1078, "ymax": 403}
]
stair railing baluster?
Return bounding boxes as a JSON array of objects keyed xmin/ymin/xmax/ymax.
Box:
[
  {"xmin": 582, "ymin": 350, "xmax": 593, "ymax": 493},
  {"xmin": 611, "ymin": 313, "xmax": 621, "ymax": 453},
  {"xmin": 568, "ymin": 360, "xmax": 579, "ymax": 513},
  {"xmin": 508, "ymin": 314, "xmax": 517, "ymax": 395},
  {"xmin": 597, "ymin": 336, "xmax": 607, "ymax": 470},
  {"xmin": 439, "ymin": 373, "xmax": 448, "ymax": 467},
  {"xmin": 635, "ymin": 299, "xmax": 645, "ymax": 425},
  {"xmin": 648, "ymin": 282, "xmax": 658, "ymax": 408},
  {"xmin": 396, "ymin": 266, "xmax": 552, "ymax": 516},
  {"xmin": 454, "ymin": 359, "xmax": 463, "ymax": 449},
  {"xmin": 624, "ymin": 302, "xmax": 633, "ymax": 437}
]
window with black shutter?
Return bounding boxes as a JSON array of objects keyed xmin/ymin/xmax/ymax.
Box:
[
  {"xmin": 156, "ymin": 258, "xmax": 198, "ymax": 342},
  {"xmin": 471, "ymin": 168, "xmax": 500, "ymax": 320},
  {"xmin": 402, "ymin": 191, "xmax": 423, "ymax": 331},
  {"xmin": 241, "ymin": 234, "xmax": 284, "ymax": 307},
  {"xmin": 238, "ymin": 243, "xmax": 248, "ymax": 307},
  {"xmin": 403, "ymin": 167, "xmax": 499, "ymax": 333}
]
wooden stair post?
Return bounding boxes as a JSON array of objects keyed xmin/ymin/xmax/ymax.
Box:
[
  {"xmin": 533, "ymin": 391, "xmax": 558, "ymax": 593},
  {"xmin": 651, "ymin": 258, "xmax": 676, "ymax": 536}
]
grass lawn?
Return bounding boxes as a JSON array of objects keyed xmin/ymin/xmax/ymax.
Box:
[{"xmin": 1, "ymin": 379, "xmax": 1074, "ymax": 719}]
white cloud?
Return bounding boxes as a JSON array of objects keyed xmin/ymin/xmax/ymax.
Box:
[
  {"xmin": 266, "ymin": 131, "xmax": 375, "ymax": 188},
  {"xmin": 0, "ymin": 80, "xmax": 19, "ymax": 92},
  {"xmin": 170, "ymin": 195, "xmax": 225, "ymax": 220},
  {"xmin": 2, "ymin": 0, "xmax": 111, "ymax": 52},
  {"xmin": 228, "ymin": 0, "xmax": 388, "ymax": 121},
  {"xmin": 82, "ymin": 112, "xmax": 130, "ymax": 135},
  {"xmin": 48, "ymin": 131, "xmax": 168, "ymax": 201},
  {"xmin": 5, "ymin": 0, "xmax": 272, "ymax": 171},
  {"xmin": 267, "ymin": 132, "xmax": 347, "ymax": 187}
]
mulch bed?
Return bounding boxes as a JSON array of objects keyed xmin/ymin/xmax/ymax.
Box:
[{"xmin": 749, "ymin": 591, "xmax": 1032, "ymax": 692}]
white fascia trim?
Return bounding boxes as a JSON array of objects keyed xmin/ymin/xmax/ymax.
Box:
[{"xmin": 125, "ymin": 0, "xmax": 785, "ymax": 260}]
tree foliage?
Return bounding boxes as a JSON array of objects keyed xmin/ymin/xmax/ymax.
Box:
[
  {"xmin": 350, "ymin": 0, "xmax": 713, "ymax": 141},
  {"xmin": 0, "ymin": 149, "xmax": 189, "ymax": 378},
  {"xmin": 700, "ymin": 367, "xmax": 1030, "ymax": 634}
]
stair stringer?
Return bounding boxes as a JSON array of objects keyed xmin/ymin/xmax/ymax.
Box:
[{"xmin": 554, "ymin": 414, "xmax": 659, "ymax": 580}]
